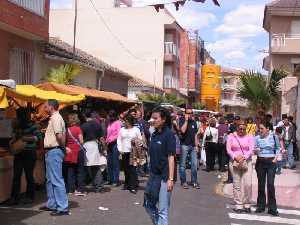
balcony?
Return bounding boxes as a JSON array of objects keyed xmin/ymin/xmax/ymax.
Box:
[
  {"xmin": 164, "ymin": 42, "xmax": 178, "ymax": 62},
  {"xmin": 271, "ymin": 33, "xmax": 300, "ymax": 54},
  {"xmin": 221, "ymin": 98, "xmax": 247, "ymax": 107},
  {"xmin": 221, "ymin": 83, "xmax": 237, "ymax": 90},
  {"xmin": 9, "ymin": 0, "xmax": 45, "ymax": 16},
  {"xmin": 163, "ymin": 74, "xmax": 179, "ymax": 90}
]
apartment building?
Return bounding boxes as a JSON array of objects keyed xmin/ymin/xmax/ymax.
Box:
[
  {"xmin": 0, "ymin": 0, "xmax": 49, "ymax": 83},
  {"xmin": 220, "ymin": 67, "xmax": 248, "ymax": 117},
  {"xmin": 50, "ymin": 0, "xmax": 183, "ymax": 98},
  {"xmin": 263, "ymin": 0, "xmax": 300, "ymax": 137},
  {"xmin": 180, "ymin": 30, "xmax": 205, "ymax": 103}
]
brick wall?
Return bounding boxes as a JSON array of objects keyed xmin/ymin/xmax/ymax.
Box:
[
  {"xmin": 0, "ymin": 29, "xmax": 34, "ymax": 80},
  {"xmin": 0, "ymin": 0, "xmax": 49, "ymax": 39}
]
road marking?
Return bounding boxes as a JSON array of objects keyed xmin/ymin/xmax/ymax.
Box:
[
  {"xmin": 228, "ymin": 213, "xmax": 300, "ymax": 225},
  {"xmin": 226, "ymin": 204, "xmax": 300, "ymax": 216}
]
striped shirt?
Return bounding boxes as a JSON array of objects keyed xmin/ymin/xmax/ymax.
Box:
[
  {"xmin": 15, "ymin": 123, "xmax": 43, "ymax": 151},
  {"xmin": 255, "ymin": 132, "xmax": 280, "ymax": 158}
]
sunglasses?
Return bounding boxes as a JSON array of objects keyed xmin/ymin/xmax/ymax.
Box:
[{"xmin": 238, "ymin": 127, "xmax": 246, "ymax": 131}]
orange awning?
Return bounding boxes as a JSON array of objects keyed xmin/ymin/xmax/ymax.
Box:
[{"xmin": 36, "ymin": 82, "xmax": 136, "ymax": 104}]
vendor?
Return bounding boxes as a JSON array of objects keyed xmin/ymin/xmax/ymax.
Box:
[{"xmin": 7, "ymin": 107, "xmax": 43, "ymax": 205}]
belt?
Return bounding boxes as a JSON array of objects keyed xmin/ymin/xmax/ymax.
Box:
[
  {"xmin": 258, "ymin": 157, "xmax": 275, "ymax": 161},
  {"xmin": 44, "ymin": 146, "xmax": 60, "ymax": 152}
]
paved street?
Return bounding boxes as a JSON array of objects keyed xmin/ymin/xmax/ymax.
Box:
[{"xmin": 1, "ymin": 166, "xmax": 300, "ymax": 225}]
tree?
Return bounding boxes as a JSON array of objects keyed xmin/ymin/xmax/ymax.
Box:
[
  {"xmin": 192, "ymin": 102, "xmax": 205, "ymax": 110},
  {"xmin": 138, "ymin": 93, "xmax": 185, "ymax": 107},
  {"xmin": 44, "ymin": 64, "xmax": 81, "ymax": 84},
  {"xmin": 237, "ymin": 69, "xmax": 287, "ymax": 114}
]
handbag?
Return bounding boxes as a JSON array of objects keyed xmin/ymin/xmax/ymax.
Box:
[
  {"xmin": 233, "ymin": 135, "xmax": 248, "ymax": 171},
  {"xmin": 67, "ymin": 128, "xmax": 86, "ymax": 153},
  {"xmin": 9, "ymin": 139, "xmax": 26, "ymax": 155},
  {"xmin": 205, "ymin": 127, "xmax": 213, "ymax": 142}
]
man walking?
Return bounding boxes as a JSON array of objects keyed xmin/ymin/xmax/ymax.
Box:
[
  {"xmin": 40, "ymin": 99, "xmax": 69, "ymax": 216},
  {"xmin": 282, "ymin": 118, "xmax": 296, "ymax": 169},
  {"xmin": 179, "ymin": 108, "xmax": 200, "ymax": 189}
]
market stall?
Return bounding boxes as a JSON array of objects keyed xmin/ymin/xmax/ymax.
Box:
[{"xmin": 0, "ymin": 84, "xmax": 85, "ymax": 202}]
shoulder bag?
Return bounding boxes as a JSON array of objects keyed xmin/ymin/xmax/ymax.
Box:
[
  {"xmin": 205, "ymin": 127, "xmax": 213, "ymax": 142},
  {"xmin": 68, "ymin": 128, "xmax": 86, "ymax": 153},
  {"xmin": 232, "ymin": 135, "xmax": 248, "ymax": 171}
]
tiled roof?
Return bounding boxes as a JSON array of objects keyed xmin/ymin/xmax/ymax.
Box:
[
  {"xmin": 43, "ymin": 37, "xmax": 132, "ymax": 79},
  {"xmin": 267, "ymin": 0, "xmax": 300, "ymax": 8}
]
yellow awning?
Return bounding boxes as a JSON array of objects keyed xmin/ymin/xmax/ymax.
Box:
[{"xmin": 0, "ymin": 85, "xmax": 85, "ymax": 109}]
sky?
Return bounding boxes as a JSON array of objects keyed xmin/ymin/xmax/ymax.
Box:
[{"xmin": 50, "ymin": 0, "xmax": 273, "ymax": 72}]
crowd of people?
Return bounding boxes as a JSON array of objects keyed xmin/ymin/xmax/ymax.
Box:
[{"xmin": 4, "ymin": 100, "xmax": 300, "ymax": 224}]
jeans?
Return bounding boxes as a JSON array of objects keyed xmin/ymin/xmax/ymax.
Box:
[
  {"xmin": 255, "ymin": 158, "xmax": 277, "ymax": 212},
  {"xmin": 11, "ymin": 151, "xmax": 36, "ymax": 201},
  {"xmin": 45, "ymin": 148, "xmax": 68, "ymax": 212},
  {"xmin": 107, "ymin": 142, "xmax": 120, "ymax": 184},
  {"xmin": 179, "ymin": 145, "xmax": 198, "ymax": 184},
  {"xmin": 144, "ymin": 174, "xmax": 171, "ymax": 225},
  {"xmin": 87, "ymin": 166, "xmax": 103, "ymax": 190},
  {"xmin": 285, "ymin": 143, "xmax": 295, "ymax": 168}
]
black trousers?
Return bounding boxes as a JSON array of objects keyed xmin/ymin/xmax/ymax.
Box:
[
  {"xmin": 11, "ymin": 151, "xmax": 36, "ymax": 201},
  {"xmin": 293, "ymin": 142, "xmax": 299, "ymax": 161},
  {"xmin": 216, "ymin": 143, "xmax": 226, "ymax": 171},
  {"xmin": 255, "ymin": 158, "xmax": 277, "ymax": 212},
  {"xmin": 205, "ymin": 142, "xmax": 218, "ymax": 171},
  {"xmin": 122, "ymin": 153, "xmax": 138, "ymax": 190}
]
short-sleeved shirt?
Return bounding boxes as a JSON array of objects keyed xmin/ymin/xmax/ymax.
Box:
[
  {"xmin": 44, "ymin": 111, "xmax": 66, "ymax": 148},
  {"xmin": 81, "ymin": 119, "xmax": 103, "ymax": 142},
  {"xmin": 149, "ymin": 127, "xmax": 176, "ymax": 181},
  {"xmin": 179, "ymin": 118, "xmax": 198, "ymax": 146}
]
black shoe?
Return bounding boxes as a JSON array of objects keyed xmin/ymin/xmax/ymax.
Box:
[
  {"xmin": 129, "ymin": 189, "xmax": 137, "ymax": 194},
  {"xmin": 268, "ymin": 210, "xmax": 279, "ymax": 217},
  {"xmin": 39, "ymin": 206, "xmax": 56, "ymax": 211},
  {"xmin": 181, "ymin": 183, "xmax": 189, "ymax": 189},
  {"xmin": 244, "ymin": 208, "xmax": 251, "ymax": 214},
  {"xmin": 255, "ymin": 208, "xmax": 265, "ymax": 213},
  {"xmin": 224, "ymin": 180, "xmax": 233, "ymax": 184},
  {"xmin": 290, "ymin": 165, "xmax": 296, "ymax": 170},
  {"xmin": 22, "ymin": 198, "xmax": 34, "ymax": 205},
  {"xmin": 233, "ymin": 208, "xmax": 244, "ymax": 214},
  {"xmin": 50, "ymin": 211, "xmax": 70, "ymax": 216}
]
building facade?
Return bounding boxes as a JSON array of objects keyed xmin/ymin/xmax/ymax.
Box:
[
  {"xmin": 263, "ymin": 0, "xmax": 300, "ymax": 139},
  {"xmin": 220, "ymin": 67, "xmax": 248, "ymax": 117},
  {"xmin": 49, "ymin": 0, "xmax": 183, "ymax": 98},
  {"xmin": 0, "ymin": 0, "xmax": 49, "ymax": 83}
]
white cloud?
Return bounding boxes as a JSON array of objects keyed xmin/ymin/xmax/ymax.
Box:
[
  {"xmin": 224, "ymin": 51, "xmax": 245, "ymax": 60},
  {"xmin": 206, "ymin": 38, "xmax": 252, "ymax": 53},
  {"xmin": 215, "ymin": 4, "xmax": 265, "ymax": 38}
]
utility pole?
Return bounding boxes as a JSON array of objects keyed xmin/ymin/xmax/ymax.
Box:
[
  {"xmin": 72, "ymin": 0, "xmax": 78, "ymax": 60},
  {"xmin": 153, "ymin": 59, "xmax": 157, "ymax": 95}
]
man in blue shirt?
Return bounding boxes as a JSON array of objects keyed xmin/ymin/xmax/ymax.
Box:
[{"xmin": 179, "ymin": 108, "xmax": 200, "ymax": 189}]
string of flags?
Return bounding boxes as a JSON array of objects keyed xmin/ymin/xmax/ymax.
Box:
[{"xmin": 152, "ymin": 0, "xmax": 220, "ymax": 12}]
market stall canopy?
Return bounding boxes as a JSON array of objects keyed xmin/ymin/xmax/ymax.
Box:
[
  {"xmin": 0, "ymin": 85, "xmax": 85, "ymax": 109},
  {"xmin": 36, "ymin": 82, "xmax": 136, "ymax": 104}
]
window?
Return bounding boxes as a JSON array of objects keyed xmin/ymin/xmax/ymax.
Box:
[
  {"xmin": 164, "ymin": 75, "xmax": 172, "ymax": 89},
  {"xmin": 9, "ymin": 0, "xmax": 45, "ymax": 16},
  {"xmin": 9, "ymin": 48, "xmax": 34, "ymax": 84},
  {"xmin": 291, "ymin": 20, "xmax": 300, "ymax": 34}
]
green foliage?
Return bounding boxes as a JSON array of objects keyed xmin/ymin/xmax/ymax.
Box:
[
  {"xmin": 44, "ymin": 64, "xmax": 81, "ymax": 84},
  {"xmin": 138, "ymin": 93, "xmax": 185, "ymax": 107},
  {"xmin": 238, "ymin": 69, "xmax": 287, "ymax": 113},
  {"xmin": 192, "ymin": 102, "xmax": 205, "ymax": 110}
]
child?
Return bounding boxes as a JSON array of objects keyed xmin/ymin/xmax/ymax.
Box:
[{"xmin": 275, "ymin": 127, "xmax": 286, "ymax": 174}]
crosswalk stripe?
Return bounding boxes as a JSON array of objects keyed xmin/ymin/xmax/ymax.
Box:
[
  {"xmin": 226, "ymin": 204, "xmax": 300, "ymax": 216},
  {"xmin": 228, "ymin": 213, "xmax": 300, "ymax": 225}
]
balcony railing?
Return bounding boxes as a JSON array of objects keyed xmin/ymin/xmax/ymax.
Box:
[
  {"xmin": 222, "ymin": 83, "xmax": 237, "ymax": 90},
  {"xmin": 9, "ymin": 0, "xmax": 45, "ymax": 16},
  {"xmin": 271, "ymin": 33, "xmax": 300, "ymax": 53},
  {"xmin": 221, "ymin": 98, "xmax": 247, "ymax": 107},
  {"xmin": 164, "ymin": 74, "xmax": 179, "ymax": 90},
  {"xmin": 164, "ymin": 42, "xmax": 178, "ymax": 57}
]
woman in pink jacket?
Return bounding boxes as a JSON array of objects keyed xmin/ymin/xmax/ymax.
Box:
[{"xmin": 227, "ymin": 120, "xmax": 255, "ymax": 214}]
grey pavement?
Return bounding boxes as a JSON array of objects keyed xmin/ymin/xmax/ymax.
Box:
[{"xmin": 0, "ymin": 169, "xmax": 230, "ymax": 225}]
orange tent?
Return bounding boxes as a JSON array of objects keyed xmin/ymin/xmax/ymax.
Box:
[{"xmin": 36, "ymin": 82, "xmax": 136, "ymax": 104}]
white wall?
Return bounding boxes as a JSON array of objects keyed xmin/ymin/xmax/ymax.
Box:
[{"xmin": 50, "ymin": 2, "xmax": 177, "ymax": 88}]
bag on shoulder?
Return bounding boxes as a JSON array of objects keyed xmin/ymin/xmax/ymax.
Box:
[
  {"xmin": 205, "ymin": 128, "xmax": 213, "ymax": 142},
  {"xmin": 232, "ymin": 135, "xmax": 248, "ymax": 171}
]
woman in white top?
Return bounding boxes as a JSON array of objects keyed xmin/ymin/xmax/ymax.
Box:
[
  {"xmin": 117, "ymin": 114, "xmax": 142, "ymax": 194},
  {"xmin": 202, "ymin": 118, "xmax": 219, "ymax": 172}
]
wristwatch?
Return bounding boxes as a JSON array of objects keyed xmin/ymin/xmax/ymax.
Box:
[{"xmin": 168, "ymin": 178, "xmax": 174, "ymax": 181}]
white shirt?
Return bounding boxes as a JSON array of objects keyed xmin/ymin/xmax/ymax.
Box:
[
  {"xmin": 202, "ymin": 126, "xmax": 219, "ymax": 145},
  {"xmin": 117, "ymin": 127, "xmax": 142, "ymax": 153},
  {"xmin": 284, "ymin": 126, "xmax": 290, "ymax": 141}
]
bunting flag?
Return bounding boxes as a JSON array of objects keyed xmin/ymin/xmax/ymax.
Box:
[{"xmin": 152, "ymin": 0, "xmax": 220, "ymax": 12}]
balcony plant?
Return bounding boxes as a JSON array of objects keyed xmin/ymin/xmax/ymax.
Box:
[{"xmin": 237, "ymin": 69, "xmax": 287, "ymax": 114}]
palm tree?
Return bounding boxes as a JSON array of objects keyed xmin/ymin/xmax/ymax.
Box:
[
  {"xmin": 44, "ymin": 64, "xmax": 81, "ymax": 84},
  {"xmin": 238, "ymin": 69, "xmax": 287, "ymax": 114},
  {"xmin": 192, "ymin": 102, "xmax": 205, "ymax": 110},
  {"xmin": 138, "ymin": 93, "xmax": 185, "ymax": 107}
]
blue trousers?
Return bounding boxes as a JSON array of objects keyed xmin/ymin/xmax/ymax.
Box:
[
  {"xmin": 144, "ymin": 174, "xmax": 171, "ymax": 225},
  {"xmin": 107, "ymin": 142, "xmax": 120, "ymax": 184},
  {"xmin": 285, "ymin": 143, "xmax": 295, "ymax": 168},
  {"xmin": 179, "ymin": 145, "xmax": 198, "ymax": 184},
  {"xmin": 45, "ymin": 148, "xmax": 68, "ymax": 212}
]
